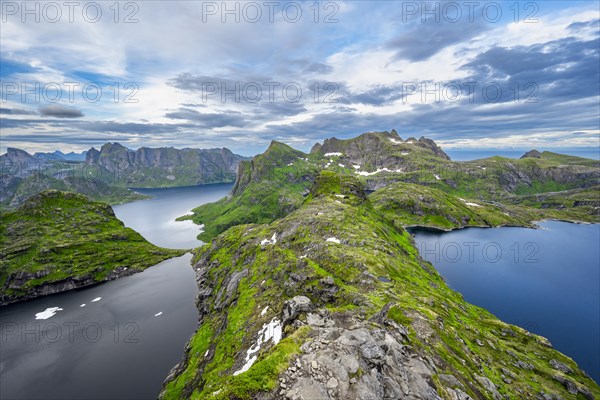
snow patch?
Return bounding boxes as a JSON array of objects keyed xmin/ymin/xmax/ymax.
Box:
[
  {"xmin": 324, "ymin": 152, "xmax": 343, "ymax": 157},
  {"xmin": 338, "ymin": 163, "xmax": 345, "ymax": 168},
  {"xmin": 352, "ymin": 165, "xmax": 361, "ymax": 169},
  {"xmin": 260, "ymin": 233, "xmax": 277, "ymax": 246},
  {"xmin": 233, "ymin": 318, "xmax": 282, "ymax": 376},
  {"xmin": 326, "ymin": 237, "xmax": 341, "ymax": 244},
  {"xmin": 35, "ymin": 307, "xmax": 63, "ymax": 320},
  {"xmin": 434, "ymin": 174, "xmax": 440, "ymax": 180},
  {"xmin": 287, "ymin": 163, "xmax": 294, "ymax": 166},
  {"xmin": 355, "ymin": 167, "xmax": 401, "ymax": 176},
  {"xmin": 388, "ymin": 138, "xmax": 402, "ymax": 144},
  {"xmin": 335, "ymin": 194, "xmax": 345, "ymax": 198},
  {"xmin": 261, "ymin": 306, "xmax": 269, "ymax": 316},
  {"xmin": 459, "ymin": 198, "xmax": 482, "ymax": 207}
]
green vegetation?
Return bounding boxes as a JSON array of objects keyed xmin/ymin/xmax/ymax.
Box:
[
  {"xmin": 162, "ymin": 172, "xmax": 600, "ymax": 399},
  {"xmin": 0, "ymin": 190, "xmax": 184, "ymax": 304},
  {"xmin": 185, "ymin": 132, "xmax": 599, "ymax": 241},
  {"xmin": 180, "ymin": 141, "xmax": 320, "ymax": 242},
  {"xmin": 369, "ymin": 181, "xmax": 543, "ymax": 230}
]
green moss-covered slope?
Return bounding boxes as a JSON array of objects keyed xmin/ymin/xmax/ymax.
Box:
[
  {"xmin": 184, "ymin": 132, "xmax": 600, "ymax": 241},
  {"xmin": 162, "ymin": 172, "xmax": 599, "ymax": 400},
  {"xmin": 0, "ymin": 190, "xmax": 184, "ymax": 304}
]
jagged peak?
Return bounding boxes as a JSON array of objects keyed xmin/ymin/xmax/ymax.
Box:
[
  {"xmin": 261, "ymin": 140, "xmax": 305, "ymax": 160},
  {"xmin": 521, "ymin": 149, "xmax": 542, "ymax": 159},
  {"xmin": 99, "ymin": 142, "xmax": 131, "ymax": 153}
]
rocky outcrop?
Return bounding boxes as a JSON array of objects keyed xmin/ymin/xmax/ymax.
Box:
[
  {"xmin": 521, "ymin": 150, "xmax": 542, "ymax": 159},
  {"xmin": 0, "ymin": 190, "xmax": 183, "ymax": 305},
  {"xmin": 85, "ymin": 142, "xmax": 247, "ymax": 187},
  {"xmin": 311, "ymin": 130, "xmax": 450, "ymax": 161},
  {"xmin": 161, "ymin": 172, "xmax": 600, "ymax": 400},
  {"xmin": 277, "ymin": 304, "xmax": 444, "ymax": 400}
]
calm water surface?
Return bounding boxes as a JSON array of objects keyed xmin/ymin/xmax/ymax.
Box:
[
  {"xmin": 0, "ymin": 183, "xmax": 233, "ymax": 399},
  {"xmin": 412, "ymin": 221, "xmax": 600, "ymax": 383}
]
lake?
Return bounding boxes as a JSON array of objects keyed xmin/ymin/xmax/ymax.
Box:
[
  {"xmin": 113, "ymin": 183, "xmax": 234, "ymax": 249},
  {"xmin": 0, "ymin": 183, "xmax": 233, "ymax": 399},
  {"xmin": 411, "ymin": 221, "xmax": 600, "ymax": 383}
]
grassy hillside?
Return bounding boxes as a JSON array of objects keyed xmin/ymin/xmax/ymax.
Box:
[
  {"xmin": 369, "ymin": 182, "xmax": 542, "ymax": 230},
  {"xmin": 184, "ymin": 132, "xmax": 600, "ymax": 241},
  {"xmin": 0, "ymin": 190, "xmax": 184, "ymax": 304},
  {"xmin": 161, "ymin": 172, "xmax": 599, "ymax": 399}
]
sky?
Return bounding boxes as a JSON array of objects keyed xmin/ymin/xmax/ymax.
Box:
[{"xmin": 0, "ymin": 0, "xmax": 599, "ymax": 156}]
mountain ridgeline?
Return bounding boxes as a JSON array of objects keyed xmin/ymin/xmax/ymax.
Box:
[
  {"xmin": 163, "ymin": 170, "xmax": 600, "ymax": 400},
  {"xmin": 0, "ymin": 190, "xmax": 184, "ymax": 305},
  {"xmin": 85, "ymin": 142, "xmax": 247, "ymax": 187},
  {"xmin": 0, "ymin": 144, "xmax": 248, "ymax": 209},
  {"xmin": 184, "ymin": 130, "xmax": 599, "ymax": 241}
]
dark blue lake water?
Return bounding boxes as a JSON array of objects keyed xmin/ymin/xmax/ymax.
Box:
[
  {"xmin": 0, "ymin": 183, "xmax": 233, "ymax": 399},
  {"xmin": 412, "ymin": 221, "xmax": 600, "ymax": 383}
]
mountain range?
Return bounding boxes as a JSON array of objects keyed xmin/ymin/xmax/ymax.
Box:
[{"xmin": 0, "ymin": 144, "xmax": 248, "ymax": 209}]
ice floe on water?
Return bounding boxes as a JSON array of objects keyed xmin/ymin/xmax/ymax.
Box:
[
  {"xmin": 326, "ymin": 237, "xmax": 341, "ymax": 244},
  {"xmin": 35, "ymin": 307, "xmax": 63, "ymax": 320},
  {"xmin": 324, "ymin": 152, "xmax": 343, "ymax": 157},
  {"xmin": 155, "ymin": 312, "xmax": 163, "ymax": 317},
  {"xmin": 80, "ymin": 304, "xmax": 86, "ymax": 307},
  {"xmin": 91, "ymin": 297, "xmax": 102, "ymax": 302},
  {"xmin": 260, "ymin": 233, "xmax": 277, "ymax": 246},
  {"xmin": 233, "ymin": 318, "xmax": 282, "ymax": 375}
]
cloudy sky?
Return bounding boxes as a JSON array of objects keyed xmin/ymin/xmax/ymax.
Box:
[{"xmin": 1, "ymin": 0, "xmax": 599, "ymax": 155}]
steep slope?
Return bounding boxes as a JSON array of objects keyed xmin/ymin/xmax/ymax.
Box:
[
  {"xmin": 311, "ymin": 130, "xmax": 451, "ymax": 161},
  {"xmin": 0, "ymin": 190, "xmax": 184, "ymax": 304},
  {"xmin": 7, "ymin": 174, "xmax": 148, "ymax": 207},
  {"xmin": 182, "ymin": 141, "xmax": 318, "ymax": 241},
  {"xmin": 1, "ymin": 144, "xmax": 248, "ymax": 209},
  {"xmin": 184, "ymin": 132, "xmax": 600, "ymax": 241},
  {"xmin": 369, "ymin": 182, "xmax": 542, "ymax": 230},
  {"xmin": 85, "ymin": 142, "xmax": 248, "ymax": 187},
  {"xmin": 161, "ymin": 172, "xmax": 599, "ymax": 400}
]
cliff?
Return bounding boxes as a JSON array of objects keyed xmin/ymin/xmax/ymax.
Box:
[
  {"xmin": 161, "ymin": 172, "xmax": 599, "ymax": 399},
  {"xmin": 0, "ymin": 190, "xmax": 184, "ymax": 305},
  {"xmin": 85, "ymin": 142, "xmax": 248, "ymax": 187}
]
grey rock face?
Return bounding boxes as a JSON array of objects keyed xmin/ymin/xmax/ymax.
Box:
[
  {"xmin": 276, "ymin": 308, "xmax": 443, "ymax": 400},
  {"xmin": 282, "ymin": 296, "xmax": 313, "ymax": 325}
]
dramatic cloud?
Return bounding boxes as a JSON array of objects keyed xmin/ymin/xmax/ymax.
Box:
[
  {"xmin": 38, "ymin": 105, "xmax": 84, "ymax": 118},
  {"xmin": 0, "ymin": 107, "xmax": 37, "ymax": 115},
  {"xmin": 1, "ymin": 1, "xmax": 598, "ymax": 155},
  {"xmin": 164, "ymin": 108, "xmax": 248, "ymax": 128}
]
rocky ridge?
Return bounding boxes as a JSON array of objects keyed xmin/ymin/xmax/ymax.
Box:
[{"xmin": 161, "ymin": 172, "xmax": 599, "ymax": 399}]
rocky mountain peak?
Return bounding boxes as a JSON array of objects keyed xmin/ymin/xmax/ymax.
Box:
[{"xmin": 521, "ymin": 149, "xmax": 542, "ymax": 159}]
